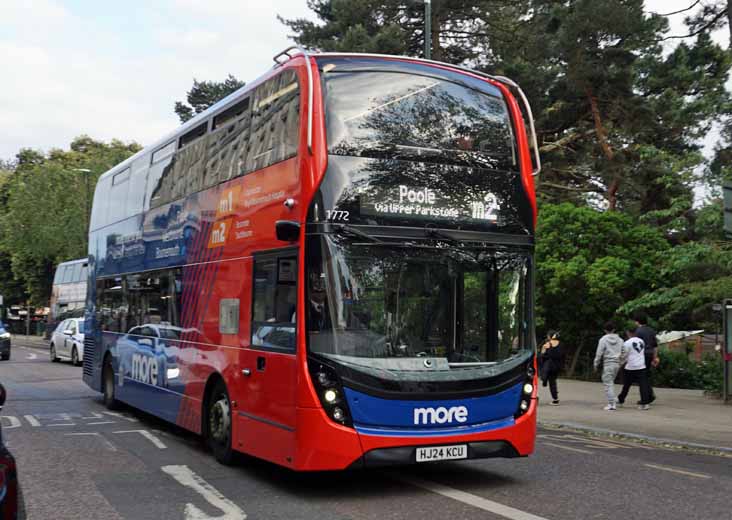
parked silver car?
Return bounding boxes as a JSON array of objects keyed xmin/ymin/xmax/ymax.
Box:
[{"xmin": 49, "ymin": 318, "xmax": 84, "ymax": 366}]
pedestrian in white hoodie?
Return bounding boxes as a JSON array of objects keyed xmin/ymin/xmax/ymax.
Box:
[{"xmin": 594, "ymin": 321, "xmax": 626, "ymax": 410}]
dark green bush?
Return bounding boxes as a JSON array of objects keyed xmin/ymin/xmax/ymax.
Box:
[
  {"xmin": 654, "ymin": 350, "xmax": 701, "ymax": 389},
  {"xmin": 698, "ymin": 354, "xmax": 723, "ymax": 396}
]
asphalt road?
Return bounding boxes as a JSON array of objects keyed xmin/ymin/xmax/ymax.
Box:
[{"xmin": 2, "ymin": 341, "xmax": 731, "ymax": 520}]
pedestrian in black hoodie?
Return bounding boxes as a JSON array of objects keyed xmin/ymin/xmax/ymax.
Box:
[
  {"xmin": 540, "ymin": 331, "xmax": 562, "ymax": 405},
  {"xmin": 634, "ymin": 313, "xmax": 659, "ymax": 404}
]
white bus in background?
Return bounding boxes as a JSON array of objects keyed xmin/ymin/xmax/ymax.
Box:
[{"xmin": 47, "ymin": 258, "xmax": 88, "ymax": 339}]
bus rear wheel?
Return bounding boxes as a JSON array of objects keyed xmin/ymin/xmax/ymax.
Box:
[
  {"xmin": 103, "ymin": 359, "xmax": 120, "ymax": 410},
  {"xmin": 206, "ymin": 380, "xmax": 234, "ymax": 465}
]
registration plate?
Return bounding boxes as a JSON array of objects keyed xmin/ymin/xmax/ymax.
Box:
[{"xmin": 415, "ymin": 444, "xmax": 468, "ymax": 463}]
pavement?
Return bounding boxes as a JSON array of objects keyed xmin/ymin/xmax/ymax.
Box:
[{"xmin": 538, "ymin": 378, "xmax": 732, "ymax": 452}]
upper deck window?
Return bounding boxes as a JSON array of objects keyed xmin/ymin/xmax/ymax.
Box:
[{"xmin": 324, "ymin": 69, "xmax": 515, "ymax": 170}]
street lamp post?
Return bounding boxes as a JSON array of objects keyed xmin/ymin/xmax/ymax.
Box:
[
  {"xmin": 424, "ymin": 0, "xmax": 431, "ymax": 60},
  {"xmin": 72, "ymin": 168, "xmax": 92, "ymax": 245}
]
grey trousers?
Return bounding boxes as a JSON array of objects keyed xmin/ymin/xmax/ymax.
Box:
[{"xmin": 601, "ymin": 362, "xmax": 620, "ymax": 403}]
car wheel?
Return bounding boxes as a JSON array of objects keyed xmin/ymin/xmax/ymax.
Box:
[
  {"xmin": 102, "ymin": 359, "xmax": 120, "ymax": 410},
  {"xmin": 206, "ymin": 380, "xmax": 235, "ymax": 465},
  {"xmin": 0, "ymin": 353, "xmax": 8, "ymax": 361},
  {"xmin": 50, "ymin": 344, "xmax": 59, "ymax": 362},
  {"xmin": 71, "ymin": 347, "xmax": 80, "ymax": 367}
]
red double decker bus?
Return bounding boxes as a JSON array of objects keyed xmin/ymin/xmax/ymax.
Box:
[{"xmin": 84, "ymin": 47, "xmax": 540, "ymax": 470}]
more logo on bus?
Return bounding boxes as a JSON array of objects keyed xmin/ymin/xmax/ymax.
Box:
[
  {"xmin": 131, "ymin": 353, "xmax": 159, "ymax": 386},
  {"xmin": 413, "ymin": 406, "xmax": 468, "ymax": 425}
]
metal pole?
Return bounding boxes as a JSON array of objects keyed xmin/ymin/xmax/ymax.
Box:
[
  {"xmin": 73, "ymin": 168, "xmax": 92, "ymax": 250},
  {"xmin": 424, "ymin": 0, "xmax": 432, "ymax": 60}
]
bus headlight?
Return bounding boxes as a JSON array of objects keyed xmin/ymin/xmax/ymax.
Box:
[
  {"xmin": 308, "ymin": 358, "xmax": 353, "ymax": 427},
  {"xmin": 332, "ymin": 407, "xmax": 345, "ymax": 422},
  {"xmin": 515, "ymin": 358, "xmax": 537, "ymax": 418}
]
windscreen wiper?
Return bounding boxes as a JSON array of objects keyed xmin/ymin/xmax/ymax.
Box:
[
  {"xmin": 333, "ymin": 224, "xmax": 383, "ymax": 243},
  {"xmin": 425, "ymin": 227, "xmax": 459, "ymax": 243}
]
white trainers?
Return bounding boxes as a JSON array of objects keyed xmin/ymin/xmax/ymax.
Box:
[
  {"xmin": 603, "ymin": 404, "xmax": 616, "ymax": 411},
  {"xmin": 638, "ymin": 404, "xmax": 650, "ymax": 411}
]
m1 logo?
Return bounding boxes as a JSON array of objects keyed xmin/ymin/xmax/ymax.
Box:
[
  {"xmin": 207, "ymin": 218, "xmax": 232, "ymax": 248},
  {"xmin": 215, "ymin": 186, "xmax": 240, "ymax": 218},
  {"xmin": 413, "ymin": 406, "xmax": 468, "ymax": 425}
]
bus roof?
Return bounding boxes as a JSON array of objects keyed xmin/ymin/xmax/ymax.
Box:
[{"xmin": 56, "ymin": 257, "xmax": 87, "ymax": 267}]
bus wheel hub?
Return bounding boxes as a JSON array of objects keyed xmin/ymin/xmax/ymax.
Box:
[{"xmin": 210, "ymin": 397, "xmax": 230, "ymax": 443}]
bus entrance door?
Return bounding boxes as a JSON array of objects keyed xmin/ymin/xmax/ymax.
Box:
[{"xmin": 238, "ymin": 251, "xmax": 298, "ymax": 466}]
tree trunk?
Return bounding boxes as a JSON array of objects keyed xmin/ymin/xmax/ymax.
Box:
[
  {"xmin": 431, "ymin": 3, "xmax": 442, "ymax": 62},
  {"xmin": 586, "ymin": 85, "xmax": 619, "ymax": 210},
  {"xmin": 568, "ymin": 334, "xmax": 586, "ymax": 377}
]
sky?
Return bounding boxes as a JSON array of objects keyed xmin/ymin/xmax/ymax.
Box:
[{"xmin": 0, "ymin": 0, "xmax": 728, "ymax": 161}]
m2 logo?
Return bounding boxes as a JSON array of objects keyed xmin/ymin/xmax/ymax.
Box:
[
  {"xmin": 207, "ymin": 218, "xmax": 232, "ymax": 248},
  {"xmin": 413, "ymin": 406, "xmax": 468, "ymax": 425},
  {"xmin": 131, "ymin": 353, "xmax": 159, "ymax": 386}
]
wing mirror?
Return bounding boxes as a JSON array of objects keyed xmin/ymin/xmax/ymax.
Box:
[
  {"xmin": 275, "ymin": 220, "xmax": 300, "ymax": 242},
  {"xmin": 63, "ymin": 329, "xmax": 74, "ymax": 336}
]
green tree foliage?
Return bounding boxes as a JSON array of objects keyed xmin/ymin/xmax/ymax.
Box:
[
  {"xmin": 621, "ymin": 241, "xmax": 732, "ymax": 331},
  {"xmin": 174, "ymin": 75, "xmax": 245, "ymax": 123},
  {"xmin": 536, "ymin": 203, "xmax": 669, "ymax": 374},
  {"xmin": 0, "ymin": 136, "xmax": 140, "ymax": 304}
]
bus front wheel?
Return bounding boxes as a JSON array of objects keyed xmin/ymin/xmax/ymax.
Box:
[
  {"xmin": 103, "ymin": 359, "xmax": 120, "ymax": 410},
  {"xmin": 206, "ymin": 380, "xmax": 234, "ymax": 465}
]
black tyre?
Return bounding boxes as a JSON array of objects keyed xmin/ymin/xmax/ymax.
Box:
[
  {"xmin": 71, "ymin": 347, "xmax": 80, "ymax": 367},
  {"xmin": 0, "ymin": 353, "xmax": 8, "ymax": 361},
  {"xmin": 102, "ymin": 359, "xmax": 120, "ymax": 410},
  {"xmin": 206, "ymin": 380, "xmax": 234, "ymax": 465},
  {"xmin": 50, "ymin": 344, "xmax": 59, "ymax": 362}
]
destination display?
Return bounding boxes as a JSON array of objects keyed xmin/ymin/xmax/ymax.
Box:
[
  {"xmin": 361, "ymin": 185, "xmax": 501, "ymax": 224},
  {"xmin": 313, "ymin": 156, "xmax": 533, "ymax": 234}
]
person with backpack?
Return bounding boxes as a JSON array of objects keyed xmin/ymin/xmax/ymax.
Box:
[
  {"xmin": 616, "ymin": 327, "xmax": 652, "ymax": 410},
  {"xmin": 540, "ymin": 331, "xmax": 562, "ymax": 405},
  {"xmin": 594, "ymin": 321, "xmax": 625, "ymax": 410}
]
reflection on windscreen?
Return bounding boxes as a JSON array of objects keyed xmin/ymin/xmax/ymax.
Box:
[
  {"xmin": 307, "ymin": 236, "xmax": 528, "ymax": 364},
  {"xmin": 324, "ymin": 70, "xmax": 516, "ymax": 169}
]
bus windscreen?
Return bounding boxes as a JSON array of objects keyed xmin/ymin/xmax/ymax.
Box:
[{"xmin": 324, "ymin": 69, "xmax": 516, "ymax": 170}]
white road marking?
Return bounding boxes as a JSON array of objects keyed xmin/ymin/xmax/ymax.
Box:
[
  {"xmin": 543, "ymin": 442, "xmax": 593, "ymax": 455},
  {"xmin": 23, "ymin": 415, "xmax": 41, "ymax": 427},
  {"xmin": 114, "ymin": 429, "xmax": 167, "ymax": 449},
  {"xmin": 88, "ymin": 421, "xmax": 115, "ymax": 425},
  {"xmin": 0, "ymin": 416, "xmax": 21, "ymax": 429},
  {"xmin": 102, "ymin": 411, "xmax": 138, "ymax": 422},
  {"xmin": 161, "ymin": 465, "xmax": 247, "ymax": 520},
  {"xmin": 48, "ymin": 423, "xmax": 75, "ymax": 427},
  {"xmin": 25, "ymin": 352, "xmax": 37, "ymax": 360},
  {"xmin": 81, "ymin": 412, "xmax": 105, "ymax": 420},
  {"xmin": 65, "ymin": 432, "xmax": 117, "ymax": 452},
  {"xmin": 398, "ymin": 475, "xmax": 549, "ymax": 520},
  {"xmin": 644, "ymin": 463, "xmax": 711, "ymax": 479}
]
